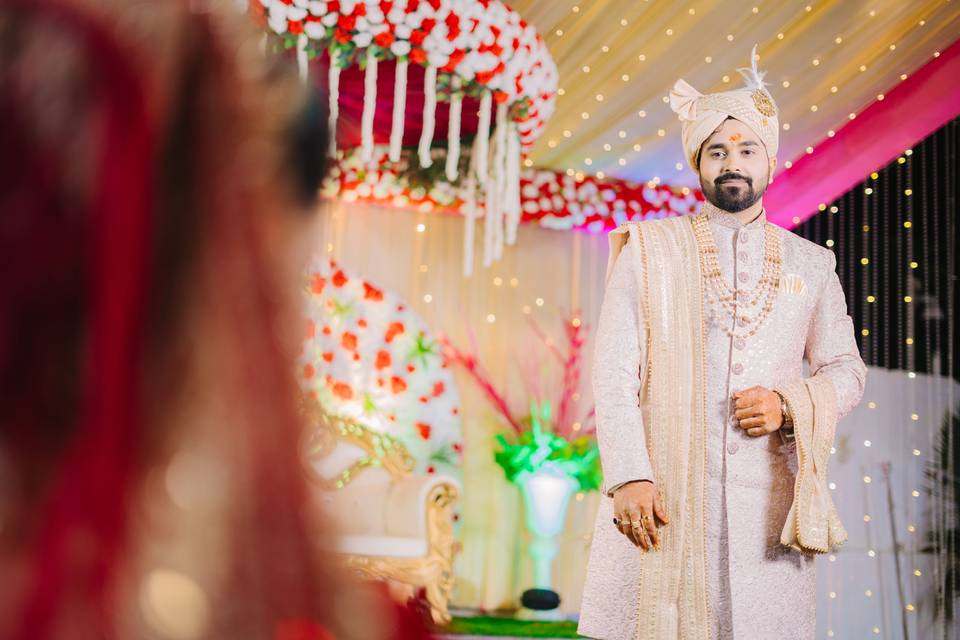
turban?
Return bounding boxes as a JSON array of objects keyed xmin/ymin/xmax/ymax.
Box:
[{"xmin": 669, "ymin": 45, "xmax": 779, "ymax": 171}]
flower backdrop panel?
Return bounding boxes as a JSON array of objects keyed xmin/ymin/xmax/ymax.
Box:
[
  {"xmin": 317, "ymin": 200, "xmax": 610, "ymax": 613},
  {"xmin": 298, "ymin": 257, "xmax": 464, "ymax": 481}
]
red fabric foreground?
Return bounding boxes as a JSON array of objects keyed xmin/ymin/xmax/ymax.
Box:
[
  {"xmin": 0, "ymin": 0, "xmax": 154, "ymax": 636},
  {"xmin": 0, "ymin": 1, "xmax": 435, "ymax": 638}
]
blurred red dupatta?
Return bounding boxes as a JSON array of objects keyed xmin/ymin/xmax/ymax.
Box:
[{"xmin": 0, "ymin": 1, "xmax": 359, "ymax": 637}]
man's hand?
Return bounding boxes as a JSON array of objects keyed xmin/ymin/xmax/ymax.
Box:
[
  {"xmin": 733, "ymin": 386, "xmax": 784, "ymax": 437},
  {"xmin": 612, "ymin": 480, "xmax": 669, "ymax": 551}
]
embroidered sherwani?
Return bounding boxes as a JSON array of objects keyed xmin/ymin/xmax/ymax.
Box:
[{"xmin": 578, "ymin": 204, "xmax": 867, "ymax": 640}]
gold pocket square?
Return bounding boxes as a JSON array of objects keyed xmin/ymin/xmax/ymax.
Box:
[{"xmin": 779, "ymin": 273, "xmax": 807, "ymax": 297}]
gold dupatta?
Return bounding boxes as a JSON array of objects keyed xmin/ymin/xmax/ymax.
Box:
[
  {"xmin": 777, "ymin": 376, "xmax": 849, "ymax": 554},
  {"xmin": 605, "ymin": 217, "xmax": 711, "ymax": 640}
]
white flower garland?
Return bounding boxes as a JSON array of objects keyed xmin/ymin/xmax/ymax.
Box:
[
  {"xmin": 505, "ymin": 122, "xmax": 521, "ymax": 246},
  {"xmin": 327, "ymin": 49, "xmax": 341, "ymax": 158},
  {"xmin": 360, "ymin": 49, "xmax": 378, "ymax": 164},
  {"xmin": 388, "ymin": 59, "xmax": 408, "ymax": 163},
  {"xmin": 445, "ymin": 76, "xmax": 462, "ymax": 182},
  {"xmin": 492, "ymin": 102, "xmax": 508, "ymax": 261},
  {"xmin": 296, "ymin": 34, "xmax": 308, "ymax": 84},
  {"xmin": 462, "ymin": 135, "xmax": 480, "ymax": 278},
  {"xmin": 475, "ymin": 91, "xmax": 492, "ymax": 183},
  {"xmin": 418, "ymin": 65, "xmax": 438, "ymax": 168}
]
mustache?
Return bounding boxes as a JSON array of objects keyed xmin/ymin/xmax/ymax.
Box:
[{"xmin": 716, "ymin": 173, "xmax": 752, "ymax": 186}]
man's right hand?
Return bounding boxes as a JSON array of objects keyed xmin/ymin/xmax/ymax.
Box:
[{"xmin": 612, "ymin": 480, "xmax": 670, "ymax": 551}]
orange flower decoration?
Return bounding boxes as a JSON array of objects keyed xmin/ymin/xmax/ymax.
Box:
[
  {"xmin": 331, "ymin": 382, "xmax": 354, "ymax": 400},
  {"xmin": 363, "ymin": 282, "xmax": 384, "ymax": 301},
  {"xmin": 416, "ymin": 422, "xmax": 432, "ymax": 440},
  {"xmin": 384, "ymin": 322, "xmax": 405, "ymax": 343},
  {"xmin": 341, "ymin": 332, "xmax": 358, "ymax": 351}
]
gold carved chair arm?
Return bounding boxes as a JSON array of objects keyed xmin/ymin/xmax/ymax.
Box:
[{"xmin": 299, "ymin": 395, "xmax": 416, "ymax": 489}]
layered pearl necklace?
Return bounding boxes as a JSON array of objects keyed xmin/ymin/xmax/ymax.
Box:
[{"xmin": 691, "ymin": 206, "xmax": 782, "ymax": 339}]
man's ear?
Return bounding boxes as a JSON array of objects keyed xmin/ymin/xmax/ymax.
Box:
[{"xmin": 768, "ymin": 156, "xmax": 778, "ymax": 184}]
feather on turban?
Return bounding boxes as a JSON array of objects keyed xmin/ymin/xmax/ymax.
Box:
[{"xmin": 669, "ymin": 45, "xmax": 780, "ymax": 171}]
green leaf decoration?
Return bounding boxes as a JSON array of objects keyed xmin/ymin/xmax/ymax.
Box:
[
  {"xmin": 408, "ymin": 332, "xmax": 438, "ymax": 368},
  {"xmin": 493, "ymin": 401, "xmax": 601, "ymax": 492}
]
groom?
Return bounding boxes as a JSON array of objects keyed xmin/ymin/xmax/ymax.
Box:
[{"xmin": 578, "ymin": 47, "xmax": 865, "ymax": 639}]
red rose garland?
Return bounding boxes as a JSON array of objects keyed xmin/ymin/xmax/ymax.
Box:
[{"xmin": 324, "ymin": 145, "xmax": 705, "ymax": 233}]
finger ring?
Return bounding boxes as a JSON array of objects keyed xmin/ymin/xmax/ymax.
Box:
[
  {"xmin": 641, "ymin": 514, "xmax": 652, "ymax": 521},
  {"xmin": 630, "ymin": 521, "xmax": 642, "ymax": 529},
  {"xmin": 613, "ymin": 517, "xmax": 620, "ymax": 525}
]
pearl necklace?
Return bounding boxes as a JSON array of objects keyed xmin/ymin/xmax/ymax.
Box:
[{"xmin": 690, "ymin": 211, "xmax": 782, "ymax": 339}]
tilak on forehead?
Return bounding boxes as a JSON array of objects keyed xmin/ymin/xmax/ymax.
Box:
[{"xmin": 669, "ymin": 44, "xmax": 780, "ymax": 171}]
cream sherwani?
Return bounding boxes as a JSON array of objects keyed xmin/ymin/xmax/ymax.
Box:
[{"xmin": 578, "ymin": 204, "xmax": 867, "ymax": 639}]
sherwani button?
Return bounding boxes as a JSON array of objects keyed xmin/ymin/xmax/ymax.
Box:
[
  {"xmin": 732, "ymin": 363, "xmax": 744, "ymax": 375},
  {"xmin": 738, "ymin": 252, "xmax": 749, "ymax": 262},
  {"xmin": 737, "ymin": 315, "xmax": 749, "ymax": 327},
  {"xmin": 738, "ymin": 272, "xmax": 749, "ymax": 283},
  {"xmin": 727, "ymin": 441, "xmax": 739, "ymax": 454},
  {"xmin": 734, "ymin": 337, "xmax": 746, "ymax": 350}
]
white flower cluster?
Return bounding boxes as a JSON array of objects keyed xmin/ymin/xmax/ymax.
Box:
[{"xmin": 258, "ymin": 0, "xmax": 558, "ymax": 149}]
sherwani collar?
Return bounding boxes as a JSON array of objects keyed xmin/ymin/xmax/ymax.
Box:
[{"xmin": 701, "ymin": 200, "xmax": 767, "ymax": 229}]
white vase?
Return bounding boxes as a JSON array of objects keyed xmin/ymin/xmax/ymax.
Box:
[{"xmin": 517, "ymin": 463, "xmax": 578, "ymax": 590}]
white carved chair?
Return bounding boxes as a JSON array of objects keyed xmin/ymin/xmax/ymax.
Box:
[{"xmin": 301, "ymin": 398, "xmax": 461, "ymax": 624}]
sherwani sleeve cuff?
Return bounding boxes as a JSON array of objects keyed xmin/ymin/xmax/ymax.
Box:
[{"xmin": 606, "ymin": 478, "xmax": 654, "ymax": 498}]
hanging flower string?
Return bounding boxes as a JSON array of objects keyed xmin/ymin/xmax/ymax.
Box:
[
  {"xmin": 360, "ymin": 48, "xmax": 378, "ymax": 164},
  {"xmin": 418, "ymin": 65, "xmax": 438, "ymax": 168},
  {"xmin": 445, "ymin": 75, "xmax": 462, "ymax": 181},
  {"xmin": 388, "ymin": 58, "xmax": 408, "ymax": 162},
  {"xmin": 327, "ymin": 48, "xmax": 341, "ymax": 157}
]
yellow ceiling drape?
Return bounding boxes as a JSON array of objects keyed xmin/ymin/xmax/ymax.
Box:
[{"xmin": 512, "ymin": 0, "xmax": 960, "ymax": 187}]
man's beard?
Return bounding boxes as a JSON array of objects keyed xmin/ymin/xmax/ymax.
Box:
[{"xmin": 701, "ymin": 171, "xmax": 768, "ymax": 213}]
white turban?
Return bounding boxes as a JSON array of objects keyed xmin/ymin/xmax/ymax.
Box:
[{"xmin": 669, "ymin": 45, "xmax": 779, "ymax": 171}]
